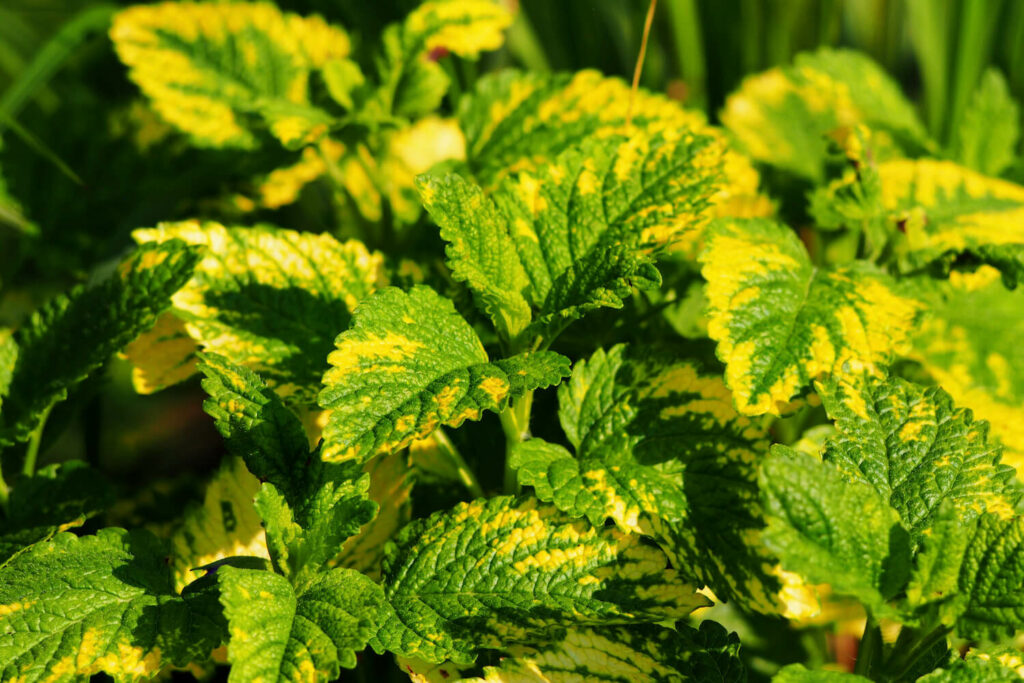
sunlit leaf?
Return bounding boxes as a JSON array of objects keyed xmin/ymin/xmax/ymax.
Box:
[
  {"xmin": 111, "ymin": 1, "xmax": 348, "ymax": 148},
  {"xmin": 135, "ymin": 221, "xmax": 383, "ymax": 402},
  {"xmin": 700, "ymin": 218, "xmax": 921, "ymax": 415},
  {"xmin": 318, "ymin": 285, "xmax": 569, "ymax": 464},
  {"xmin": 371, "ymin": 495, "xmax": 710, "ymax": 664}
]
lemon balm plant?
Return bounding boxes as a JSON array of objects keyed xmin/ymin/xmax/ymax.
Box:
[{"xmin": 2, "ymin": 1, "xmax": 1024, "ymax": 681}]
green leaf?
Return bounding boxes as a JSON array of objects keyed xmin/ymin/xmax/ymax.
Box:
[
  {"xmin": 370, "ymin": 495, "xmax": 710, "ymax": 664},
  {"xmin": 700, "ymin": 218, "xmax": 922, "ymax": 416},
  {"xmin": 375, "ymin": 0, "xmax": 512, "ymax": 118},
  {"xmin": 907, "ymin": 269, "xmax": 1024, "ymax": 474},
  {"xmin": 512, "ymin": 344, "xmax": 784, "ymax": 614},
  {"xmin": 721, "ymin": 48, "xmax": 928, "ymax": 181},
  {"xmin": 462, "ymin": 621, "xmax": 745, "ymax": 683},
  {"xmin": 219, "ymin": 566, "xmax": 383, "ymax": 681},
  {"xmin": 953, "ymin": 513, "xmax": 1024, "ymax": 639},
  {"xmin": 415, "ymin": 174, "xmax": 532, "ymax": 340},
  {"xmin": 458, "ymin": 69, "xmax": 715, "ymax": 187},
  {"xmin": 168, "ymin": 456, "xmax": 270, "ymax": 592},
  {"xmin": 919, "ymin": 651, "xmax": 1024, "ymax": 682},
  {"xmin": 420, "ymin": 130, "xmax": 721, "ymax": 343},
  {"xmin": 905, "ymin": 503, "xmax": 973, "ymax": 616},
  {"xmin": 760, "ymin": 447, "xmax": 912, "ymax": 615},
  {"xmin": 0, "ymin": 461, "xmax": 114, "ymax": 564},
  {"xmin": 773, "ymin": 665, "xmax": 872, "ymax": 682},
  {"xmin": 199, "ymin": 354, "xmax": 375, "ymax": 583},
  {"xmin": 953, "ymin": 69, "xmax": 1020, "ymax": 177},
  {"xmin": 317, "ymin": 285, "xmax": 569, "ymax": 464},
  {"xmin": 818, "ymin": 374, "xmax": 1019, "ymax": 541},
  {"xmin": 821, "ymin": 159, "xmax": 1024, "ymax": 287},
  {"xmin": 0, "ymin": 240, "xmax": 200, "ymax": 447},
  {"xmin": 135, "ymin": 221, "xmax": 383, "ymax": 402},
  {"xmin": 111, "ymin": 1, "xmax": 348, "ymax": 149},
  {"xmin": 0, "ymin": 528, "xmax": 221, "ymax": 682}
]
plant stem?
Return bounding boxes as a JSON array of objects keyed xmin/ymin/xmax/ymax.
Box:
[
  {"xmin": 854, "ymin": 614, "xmax": 882, "ymax": 678},
  {"xmin": 883, "ymin": 625, "xmax": 951, "ymax": 680},
  {"xmin": 22, "ymin": 403, "xmax": 53, "ymax": 477},
  {"xmin": 433, "ymin": 428, "xmax": 484, "ymax": 498},
  {"xmin": 499, "ymin": 390, "xmax": 534, "ymax": 495}
]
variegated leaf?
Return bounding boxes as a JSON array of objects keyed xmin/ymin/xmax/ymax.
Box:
[
  {"xmin": 512, "ymin": 344, "xmax": 787, "ymax": 614},
  {"xmin": 721, "ymin": 48, "xmax": 928, "ymax": 180},
  {"xmin": 376, "ymin": 0, "xmax": 511, "ymax": 118},
  {"xmin": 134, "ymin": 221, "xmax": 383, "ymax": 402},
  {"xmin": 0, "ymin": 529, "xmax": 221, "ymax": 682},
  {"xmin": 818, "ymin": 374, "xmax": 1019, "ymax": 542},
  {"xmin": 459, "ymin": 69, "xmax": 712, "ymax": 186},
  {"xmin": 760, "ymin": 447, "xmax": 912, "ymax": 616},
  {"xmin": 907, "ymin": 268, "xmax": 1024, "ymax": 474},
  {"xmin": 404, "ymin": 621, "xmax": 745, "ymax": 682},
  {"xmin": 219, "ymin": 566, "xmax": 383, "ymax": 681},
  {"xmin": 318, "ymin": 285, "xmax": 569, "ymax": 464},
  {"xmin": 111, "ymin": 1, "xmax": 348, "ymax": 148},
  {"xmin": 370, "ymin": 495, "xmax": 710, "ymax": 664},
  {"xmin": 420, "ymin": 130, "xmax": 722, "ymax": 343},
  {"xmin": 700, "ymin": 218, "xmax": 922, "ymax": 415}
]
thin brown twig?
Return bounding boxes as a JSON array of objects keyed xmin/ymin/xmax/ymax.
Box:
[{"xmin": 626, "ymin": 0, "xmax": 658, "ymax": 129}]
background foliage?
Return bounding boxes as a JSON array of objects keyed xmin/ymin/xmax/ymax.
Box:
[{"xmin": 2, "ymin": 1, "xmax": 1024, "ymax": 681}]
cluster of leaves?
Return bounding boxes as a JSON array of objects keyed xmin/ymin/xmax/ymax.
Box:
[{"xmin": 2, "ymin": 1, "xmax": 1024, "ymax": 682}]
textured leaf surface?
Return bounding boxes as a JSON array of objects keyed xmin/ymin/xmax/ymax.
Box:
[
  {"xmin": 700, "ymin": 218, "xmax": 921, "ymax": 415},
  {"xmin": 908, "ymin": 268, "xmax": 1024, "ymax": 473},
  {"xmin": 0, "ymin": 461, "xmax": 114, "ymax": 565},
  {"xmin": 721, "ymin": 48, "xmax": 927, "ymax": 180},
  {"xmin": 513, "ymin": 345, "xmax": 783, "ymax": 613},
  {"xmin": 953, "ymin": 69, "xmax": 1020, "ymax": 177},
  {"xmin": 774, "ymin": 665, "xmax": 872, "ymax": 682},
  {"xmin": 0, "ymin": 529, "xmax": 220, "ymax": 682},
  {"xmin": 919, "ymin": 656, "xmax": 1024, "ymax": 683},
  {"xmin": 371, "ymin": 495, "xmax": 709, "ymax": 664},
  {"xmin": 760, "ymin": 447, "xmax": 912, "ymax": 614},
  {"xmin": 169, "ymin": 456, "xmax": 269, "ymax": 591},
  {"xmin": 459, "ymin": 69, "xmax": 711, "ymax": 186},
  {"xmin": 459, "ymin": 621, "xmax": 745, "ymax": 683},
  {"xmin": 420, "ymin": 130, "xmax": 721, "ymax": 342},
  {"xmin": 0, "ymin": 241, "xmax": 199, "ymax": 446},
  {"xmin": 111, "ymin": 1, "xmax": 348, "ymax": 148},
  {"xmin": 220, "ymin": 566, "xmax": 383, "ymax": 681},
  {"xmin": 199, "ymin": 354, "xmax": 375, "ymax": 581},
  {"xmin": 135, "ymin": 221, "xmax": 382, "ymax": 402},
  {"xmin": 818, "ymin": 375, "xmax": 1019, "ymax": 541},
  {"xmin": 318, "ymin": 286, "xmax": 569, "ymax": 463},
  {"xmin": 953, "ymin": 514, "xmax": 1024, "ymax": 638}
]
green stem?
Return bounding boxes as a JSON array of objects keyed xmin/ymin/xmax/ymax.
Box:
[
  {"xmin": 499, "ymin": 390, "xmax": 534, "ymax": 495},
  {"xmin": 854, "ymin": 614, "xmax": 881, "ymax": 678},
  {"xmin": 22, "ymin": 403, "xmax": 53, "ymax": 477},
  {"xmin": 433, "ymin": 428, "xmax": 484, "ymax": 498},
  {"xmin": 883, "ymin": 625, "xmax": 951, "ymax": 680}
]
